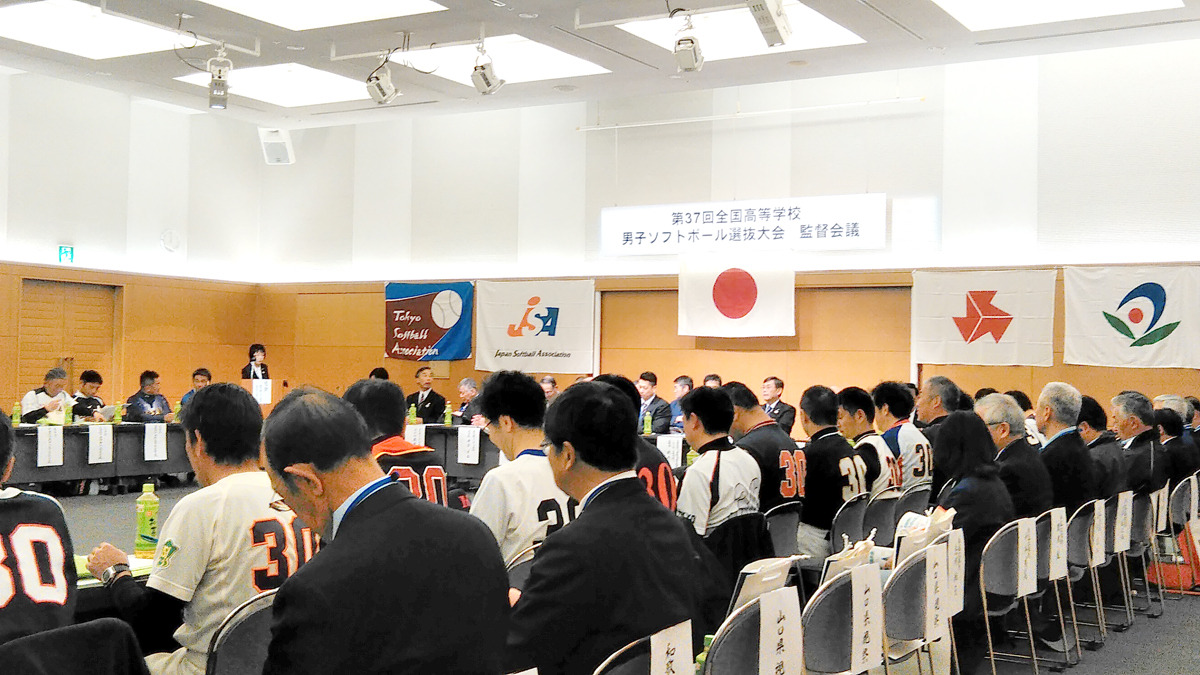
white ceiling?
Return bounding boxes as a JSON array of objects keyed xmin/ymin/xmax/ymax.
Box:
[{"xmin": 1, "ymin": 0, "xmax": 1200, "ymax": 129}]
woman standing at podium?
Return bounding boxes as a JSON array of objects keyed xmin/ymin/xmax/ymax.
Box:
[{"xmin": 241, "ymin": 343, "xmax": 269, "ymax": 380}]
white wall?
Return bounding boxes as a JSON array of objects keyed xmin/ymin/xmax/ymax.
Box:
[{"xmin": 2, "ymin": 38, "xmax": 1200, "ymax": 283}]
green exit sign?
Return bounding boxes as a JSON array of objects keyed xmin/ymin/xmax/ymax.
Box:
[{"xmin": 58, "ymin": 246, "xmax": 74, "ymax": 263}]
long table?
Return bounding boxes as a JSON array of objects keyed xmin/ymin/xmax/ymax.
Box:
[
  {"xmin": 420, "ymin": 424, "xmax": 502, "ymax": 483},
  {"xmin": 9, "ymin": 423, "xmax": 191, "ymax": 484}
]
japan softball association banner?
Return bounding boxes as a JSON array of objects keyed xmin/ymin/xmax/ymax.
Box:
[
  {"xmin": 678, "ymin": 257, "xmax": 795, "ymax": 337},
  {"xmin": 1064, "ymin": 266, "xmax": 1200, "ymax": 368},
  {"xmin": 475, "ymin": 280, "xmax": 597, "ymax": 373},
  {"xmin": 384, "ymin": 282, "xmax": 473, "ymax": 361},
  {"xmin": 911, "ymin": 270, "xmax": 1056, "ymax": 367}
]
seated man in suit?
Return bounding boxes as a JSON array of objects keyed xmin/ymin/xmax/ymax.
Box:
[
  {"xmin": 470, "ymin": 371, "xmax": 576, "ymax": 564},
  {"xmin": 915, "ymin": 376, "xmax": 961, "ymax": 495},
  {"xmin": 761, "ymin": 376, "xmax": 796, "ymax": 435},
  {"xmin": 976, "ymin": 393, "xmax": 1052, "ymax": 519},
  {"xmin": 726, "ymin": 381, "xmax": 799, "ymax": 511},
  {"xmin": 343, "ymin": 378, "xmax": 449, "ymax": 507},
  {"xmin": 125, "ymin": 371, "xmax": 175, "ymax": 423},
  {"xmin": 669, "ymin": 375, "xmax": 692, "ymax": 433},
  {"xmin": 592, "ymin": 374, "xmax": 677, "ymax": 511},
  {"xmin": 452, "ymin": 377, "xmax": 484, "ymax": 426},
  {"xmin": 871, "ymin": 381, "xmax": 934, "ymax": 488},
  {"xmin": 506, "ymin": 382, "xmax": 729, "ymax": 675},
  {"xmin": 1034, "ymin": 382, "xmax": 1098, "ymax": 515},
  {"xmin": 837, "ymin": 386, "xmax": 898, "ymax": 497},
  {"xmin": 404, "ymin": 366, "xmax": 446, "ymax": 424},
  {"xmin": 179, "ymin": 368, "xmax": 210, "ymax": 407},
  {"xmin": 635, "ymin": 372, "xmax": 672, "ymax": 434},
  {"xmin": 86, "ymin": 384, "xmax": 316, "ymax": 674},
  {"xmin": 1111, "ymin": 391, "xmax": 1169, "ymax": 495},
  {"xmin": 1155, "ymin": 406, "xmax": 1200, "ymax": 487},
  {"xmin": 1077, "ymin": 395, "xmax": 1127, "ymax": 499},
  {"xmin": 0, "ymin": 414, "xmax": 77, "ymax": 647},
  {"xmin": 260, "ymin": 388, "xmax": 509, "ymax": 675}
]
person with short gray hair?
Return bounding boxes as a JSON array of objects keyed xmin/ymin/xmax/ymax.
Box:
[
  {"xmin": 1110, "ymin": 391, "xmax": 1169, "ymax": 494},
  {"xmin": 1035, "ymin": 382, "xmax": 1098, "ymax": 513},
  {"xmin": 453, "ymin": 377, "xmax": 483, "ymax": 426},
  {"xmin": 20, "ymin": 367, "xmax": 74, "ymax": 424},
  {"xmin": 976, "ymin": 394, "xmax": 1052, "ymax": 519},
  {"xmin": 1153, "ymin": 395, "xmax": 1200, "ymax": 486}
]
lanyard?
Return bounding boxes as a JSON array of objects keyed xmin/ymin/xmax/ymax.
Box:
[
  {"xmin": 516, "ymin": 448, "xmax": 546, "ymax": 460},
  {"xmin": 582, "ymin": 479, "xmax": 621, "ymax": 510},
  {"xmin": 343, "ymin": 475, "xmax": 396, "ymax": 521}
]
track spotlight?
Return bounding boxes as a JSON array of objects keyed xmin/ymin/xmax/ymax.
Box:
[
  {"xmin": 206, "ymin": 48, "xmax": 232, "ymax": 110},
  {"xmin": 472, "ymin": 42, "xmax": 504, "ymax": 95},
  {"xmin": 366, "ymin": 60, "xmax": 399, "ymax": 104},
  {"xmin": 747, "ymin": 0, "xmax": 792, "ymax": 47},
  {"xmin": 673, "ymin": 15, "xmax": 703, "ymax": 73}
]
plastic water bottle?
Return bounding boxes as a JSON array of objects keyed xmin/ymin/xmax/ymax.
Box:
[
  {"xmin": 135, "ymin": 483, "xmax": 159, "ymax": 559},
  {"xmin": 642, "ymin": 412, "xmax": 652, "ymax": 435},
  {"xmin": 113, "ymin": 404, "xmax": 123, "ymax": 424},
  {"xmin": 443, "ymin": 406, "xmax": 452, "ymax": 426},
  {"xmin": 11, "ymin": 403, "xmax": 20, "ymax": 426},
  {"xmin": 408, "ymin": 404, "xmax": 418, "ymax": 425},
  {"xmin": 64, "ymin": 406, "xmax": 73, "ymax": 426},
  {"xmin": 172, "ymin": 401, "xmax": 182, "ymax": 421}
]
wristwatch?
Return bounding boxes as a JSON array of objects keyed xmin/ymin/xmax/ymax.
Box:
[{"xmin": 100, "ymin": 563, "xmax": 131, "ymax": 586}]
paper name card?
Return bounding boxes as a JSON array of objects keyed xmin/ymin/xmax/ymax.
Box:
[
  {"xmin": 144, "ymin": 423, "xmax": 168, "ymax": 461},
  {"xmin": 36, "ymin": 426, "xmax": 64, "ymax": 467},
  {"xmin": 252, "ymin": 379, "xmax": 272, "ymax": 405},
  {"xmin": 88, "ymin": 424, "xmax": 114, "ymax": 465},
  {"xmin": 1114, "ymin": 492, "xmax": 1133, "ymax": 553},
  {"xmin": 1048, "ymin": 508, "xmax": 1068, "ymax": 581},
  {"xmin": 1153, "ymin": 487, "xmax": 1170, "ymax": 534},
  {"xmin": 649, "ymin": 619, "xmax": 692, "ymax": 675},
  {"xmin": 924, "ymin": 543, "xmax": 949, "ymax": 640},
  {"xmin": 404, "ymin": 423, "xmax": 426, "ymax": 447},
  {"xmin": 945, "ymin": 529, "xmax": 966, "ymax": 615},
  {"xmin": 849, "ymin": 563, "xmax": 884, "ymax": 673},
  {"xmin": 657, "ymin": 435, "xmax": 684, "ymax": 468},
  {"xmin": 1190, "ymin": 476, "xmax": 1199, "ymax": 521},
  {"xmin": 1090, "ymin": 501, "xmax": 1106, "ymax": 568},
  {"xmin": 1016, "ymin": 518, "xmax": 1037, "ymax": 597},
  {"xmin": 758, "ymin": 587, "xmax": 803, "ymax": 675},
  {"xmin": 457, "ymin": 425, "xmax": 481, "ymax": 465}
]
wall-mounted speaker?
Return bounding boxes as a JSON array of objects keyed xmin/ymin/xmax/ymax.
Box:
[{"xmin": 258, "ymin": 128, "xmax": 295, "ymax": 165}]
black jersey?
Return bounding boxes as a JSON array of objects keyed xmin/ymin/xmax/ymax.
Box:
[
  {"xmin": 371, "ymin": 436, "xmax": 450, "ymax": 507},
  {"xmin": 800, "ymin": 427, "xmax": 866, "ymax": 531},
  {"xmin": 635, "ymin": 437, "xmax": 677, "ymax": 511},
  {"xmin": 735, "ymin": 421, "xmax": 800, "ymax": 513},
  {"xmin": 0, "ymin": 487, "xmax": 77, "ymax": 646}
]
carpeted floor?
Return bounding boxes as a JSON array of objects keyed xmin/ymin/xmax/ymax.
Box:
[{"xmin": 60, "ymin": 484, "xmax": 200, "ymax": 556}]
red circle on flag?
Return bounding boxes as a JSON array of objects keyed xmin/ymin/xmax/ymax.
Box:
[{"xmin": 712, "ymin": 268, "xmax": 757, "ymax": 319}]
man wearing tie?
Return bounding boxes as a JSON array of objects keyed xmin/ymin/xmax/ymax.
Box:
[
  {"xmin": 404, "ymin": 366, "xmax": 446, "ymax": 425},
  {"xmin": 761, "ymin": 377, "xmax": 796, "ymax": 435},
  {"xmin": 634, "ymin": 372, "xmax": 671, "ymax": 435}
]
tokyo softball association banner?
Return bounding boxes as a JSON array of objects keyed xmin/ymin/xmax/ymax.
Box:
[
  {"xmin": 384, "ymin": 282, "xmax": 474, "ymax": 361},
  {"xmin": 475, "ymin": 280, "xmax": 597, "ymax": 373}
]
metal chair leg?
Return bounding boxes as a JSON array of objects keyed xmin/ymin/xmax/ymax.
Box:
[
  {"xmin": 1022, "ymin": 596, "xmax": 1041, "ymax": 675},
  {"xmin": 949, "ymin": 624, "xmax": 962, "ymax": 675},
  {"xmin": 1117, "ymin": 555, "xmax": 1135, "ymax": 626},
  {"xmin": 983, "ymin": 586, "xmax": 998, "ymax": 675},
  {"xmin": 1051, "ymin": 580, "xmax": 1077, "ymax": 667},
  {"xmin": 1063, "ymin": 573, "xmax": 1089, "ymax": 654}
]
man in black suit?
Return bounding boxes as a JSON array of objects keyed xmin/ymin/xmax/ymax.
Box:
[
  {"xmin": 240, "ymin": 343, "xmax": 269, "ymax": 379},
  {"xmin": 761, "ymin": 376, "xmax": 796, "ymax": 435},
  {"xmin": 404, "ymin": 365, "xmax": 446, "ymax": 424},
  {"xmin": 260, "ymin": 388, "xmax": 509, "ymax": 675},
  {"xmin": 725, "ymin": 381, "xmax": 796, "ymax": 514},
  {"xmin": 506, "ymin": 382, "xmax": 729, "ymax": 675},
  {"xmin": 976, "ymin": 393, "xmax": 1052, "ymax": 519},
  {"xmin": 916, "ymin": 376, "xmax": 961, "ymax": 496},
  {"xmin": 635, "ymin": 371, "xmax": 672, "ymax": 435},
  {"xmin": 1034, "ymin": 383, "xmax": 1098, "ymax": 515},
  {"xmin": 1154, "ymin": 406, "xmax": 1200, "ymax": 487},
  {"xmin": 1111, "ymin": 391, "xmax": 1169, "ymax": 495},
  {"xmin": 1077, "ymin": 396, "xmax": 1127, "ymax": 499}
]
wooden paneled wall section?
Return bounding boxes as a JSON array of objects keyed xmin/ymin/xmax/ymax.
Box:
[{"xmin": 3, "ymin": 262, "xmax": 1197, "ymax": 439}]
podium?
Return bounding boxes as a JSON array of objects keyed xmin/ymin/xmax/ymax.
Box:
[{"xmin": 241, "ymin": 379, "xmax": 281, "ymax": 416}]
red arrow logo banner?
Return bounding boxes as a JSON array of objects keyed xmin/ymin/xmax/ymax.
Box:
[{"xmin": 953, "ymin": 291, "xmax": 1013, "ymax": 343}]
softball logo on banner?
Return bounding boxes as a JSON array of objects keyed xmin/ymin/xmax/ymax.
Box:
[
  {"xmin": 1065, "ymin": 266, "xmax": 1200, "ymax": 368},
  {"xmin": 384, "ymin": 282, "xmax": 473, "ymax": 361},
  {"xmin": 476, "ymin": 280, "xmax": 596, "ymax": 373}
]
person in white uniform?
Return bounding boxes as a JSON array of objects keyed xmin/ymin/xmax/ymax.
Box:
[
  {"xmin": 86, "ymin": 383, "xmax": 318, "ymax": 675},
  {"xmin": 676, "ymin": 386, "xmax": 761, "ymax": 537},
  {"xmin": 469, "ymin": 370, "xmax": 576, "ymax": 564},
  {"xmin": 19, "ymin": 367, "xmax": 73, "ymax": 425}
]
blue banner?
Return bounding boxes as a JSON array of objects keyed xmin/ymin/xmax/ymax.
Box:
[{"xmin": 384, "ymin": 282, "xmax": 473, "ymax": 361}]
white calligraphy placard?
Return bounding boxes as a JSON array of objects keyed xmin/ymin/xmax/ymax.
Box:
[
  {"xmin": 1114, "ymin": 492, "xmax": 1133, "ymax": 553},
  {"xmin": 36, "ymin": 425, "xmax": 64, "ymax": 467},
  {"xmin": 1048, "ymin": 508, "xmax": 1068, "ymax": 581},
  {"xmin": 1189, "ymin": 476, "xmax": 1199, "ymax": 521},
  {"xmin": 1090, "ymin": 501, "xmax": 1106, "ymax": 568},
  {"xmin": 252, "ymin": 379, "xmax": 272, "ymax": 405},
  {"xmin": 945, "ymin": 529, "xmax": 966, "ymax": 616},
  {"xmin": 1016, "ymin": 518, "xmax": 1037, "ymax": 597},
  {"xmin": 143, "ymin": 423, "xmax": 167, "ymax": 461},
  {"xmin": 925, "ymin": 543, "xmax": 948, "ymax": 640},
  {"xmin": 1153, "ymin": 487, "xmax": 1170, "ymax": 533},
  {"xmin": 404, "ymin": 423, "xmax": 426, "ymax": 447},
  {"xmin": 657, "ymin": 435, "xmax": 684, "ymax": 468},
  {"xmin": 88, "ymin": 424, "xmax": 113, "ymax": 465},
  {"xmin": 650, "ymin": 619, "xmax": 692, "ymax": 675},
  {"xmin": 457, "ymin": 426, "xmax": 481, "ymax": 465},
  {"xmin": 849, "ymin": 563, "xmax": 884, "ymax": 673},
  {"xmin": 758, "ymin": 587, "xmax": 803, "ymax": 675}
]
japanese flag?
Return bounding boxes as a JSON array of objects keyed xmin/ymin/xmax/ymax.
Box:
[{"xmin": 678, "ymin": 258, "xmax": 795, "ymax": 337}]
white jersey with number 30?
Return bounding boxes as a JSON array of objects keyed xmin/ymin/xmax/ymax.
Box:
[
  {"xmin": 469, "ymin": 453, "xmax": 577, "ymax": 564},
  {"xmin": 881, "ymin": 422, "xmax": 933, "ymax": 488}
]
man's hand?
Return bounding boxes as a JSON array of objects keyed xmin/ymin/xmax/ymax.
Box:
[
  {"xmin": 44, "ymin": 399, "xmax": 61, "ymax": 412},
  {"xmin": 471, "ymin": 415, "xmax": 486, "ymax": 428},
  {"xmin": 86, "ymin": 543, "xmax": 130, "ymax": 577},
  {"xmin": 164, "ymin": 412, "xmax": 176, "ymax": 423}
]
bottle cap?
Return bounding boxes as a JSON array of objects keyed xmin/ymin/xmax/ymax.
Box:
[{"xmin": 142, "ymin": 483, "xmax": 155, "ymax": 493}]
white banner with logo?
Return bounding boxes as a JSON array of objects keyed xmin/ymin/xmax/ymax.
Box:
[
  {"xmin": 1064, "ymin": 266, "xmax": 1200, "ymax": 368},
  {"xmin": 599, "ymin": 194, "xmax": 887, "ymax": 256},
  {"xmin": 475, "ymin": 280, "xmax": 597, "ymax": 373},
  {"xmin": 911, "ymin": 270, "xmax": 1056, "ymax": 366}
]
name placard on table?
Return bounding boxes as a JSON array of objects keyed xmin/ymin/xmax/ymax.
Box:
[
  {"xmin": 36, "ymin": 426, "xmax": 64, "ymax": 467},
  {"xmin": 656, "ymin": 435, "xmax": 684, "ymax": 468},
  {"xmin": 457, "ymin": 426, "xmax": 481, "ymax": 466},
  {"xmin": 144, "ymin": 423, "xmax": 168, "ymax": 461},
  {"xmin": 88, "ymin": 424, "xmax": 114, "ymax": 465}
]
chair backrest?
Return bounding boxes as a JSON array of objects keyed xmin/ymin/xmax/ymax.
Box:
[
  {"xmin": 1066, "ymin": 501, "xmax": 1096, "ymax": 568},
  {"xmin": 883, "ymin": 548, "xmax": 928, "ymax": 642},
  {"xmin": 206, "ymin": 590, "xmax": 277, "ymax": 675},
  {"xmin": 1129, "ymin": 493, "xmax": 1154, "ymax": 547},
  {"xmin": 894, "ymin": 483, "xmax": 932, "ymax": 529},
  {"xmin": 863, "ymin": 488, "xmax": 902, "ymax": 546},
  {"xmin": 980, "ymin": 520, "xmax": 1025, "ymax": 597},
  {"xmin": 592, "ymin": 635, "xmax": 651, "ymax": 675},
  {"xmin": 830, "ymin": 492, "xmax": 869, "ymax": 546},
  {"xmin": 506, "ymin": 542, "xmax": 541, "ymax": 591},
  {"xmin": 800, "ymin": 568, "xmax": 857, "ymax": 674},
  {"xmin": 705, "ymin": 511, "xmax": 776, "ymax": 585},
  {"xmin": 728, "ymin": 556, "xmax": 807, "ymax": 617},
  {"xmin": 764, "ymin": 501, "xmax": 802, "ymax": 557},
  {"xmin": 1169, "ymin": 476, "xmax": 1196, "ymax": 527},
  {"xmin": 704, "ymin": 596, "xmax": 761, "ymax": 674}
]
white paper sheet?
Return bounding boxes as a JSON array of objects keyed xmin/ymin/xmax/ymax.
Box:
[
  {"xmin": 36, "ymin": 425, "xmax": 64, "ymax": 467},
  {"xmin": 1090, "ymin": 501, "xmax": 1106, "ymax": 568},
  {"xmin": 945, "ymin": 529, "xmax": 966, "ymax": 615},
  {"xmin": 925, "ymin": 542, "xmax": 949, "ymax": 640},
  {"xmin": 1048, "ymin": 508, "xmax": 1068, "ymax": 581},
  {"xmin": 649, "ymin": 620, "xmax": 692, "ymax": 675},
  {"xmin": 404, "ymin": 423, "xmax": 427, "ymax": 447},
  {"xmin": 457, "ymin": 426, "xmax": 481, "ymax": 465},
  {"xmin": 657, "ymin": 435, "xmax": 684, "ymax": 468},
  {"xmin": 88, "ymin": 424, "xmax": 113, "ymax": 464},
  {"xmin": 143, "ymin": 423, "xmax": 167, "ymax": 461},
  {"xmin": 759, "ymin": 586, "xmax": 803, "ymax": 675},
  {"xmin": 252, "ymin": 379, "xmax": 273, "ymax": 405},
  {"xmin": 1016, "ymin": 518, "xmax": 1037, "ymax": 597},
  {"xmin": 1114, "ymin": 491, "xmax": 1133, "ymax": 553},
  {"xmin": 849, "ymin": 563, "xmax": 884, "ymax": 673}
]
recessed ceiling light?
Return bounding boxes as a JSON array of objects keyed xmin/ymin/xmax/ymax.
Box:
[
  {"xmin": 396, "ymin": 34, "xmax": 609, "ymax": 88},
  {"xmin": 519, "ymin": 12, "xmax": 538, "ymax": 19},
  {"xmin": 194, "ymin": 0, "xmax": 446, "ymax": 31},
  {"xmin": 177, "ymin": 63, "xmax": 371, "ymax": 108},
  {"xmin": 0, "ymin": 0, "xmax": 206, "ymax": 60},
  {"xmin": 286, "ymin": 45, "xmax": 306, "ymax": 51},
  {"xmin": 930, "ymin": 0, "xmax": 1182, "ymax": 31},
  {"xmin": 788, "ymin": 59, "xmax": 808, "ymax": 67},
  {"xmin": 553, "ymin": 84, "xmax": 577, "ymax": 92},
  {"xmin": 616, "ymin": 1, "xmax": 863, "ymax": 61}
]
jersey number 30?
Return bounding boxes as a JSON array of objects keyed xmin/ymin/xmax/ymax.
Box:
[
  {"xmin": 0, "ymin": 525, "xmax": 69, "ymax": 608},
  {"xmin": 251, "ymin": 516, "xmax": 317, "ymax": 593}
]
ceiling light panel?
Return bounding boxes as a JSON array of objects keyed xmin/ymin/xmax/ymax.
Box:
[
  {"xmin": 931, "ymin": 0, "xmax": 1182, "ymax": 32},
  {"xmin": 396, "ymin": 35, "xmax": 610, "ymax": 88},
  {"xmin": 195, "ymin": 0, "xmax": 446, "ymax": 31},
  {"xmin": 616, "ymin": 1, "xmax": 864, "ymax": 62},
  {"xmin": 177, "ymin": 63, "xmax": 370, "ymax": 108},
  {"xmin": 0, "ymin": 0, "xmax": 203, "ymax": 60}
]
